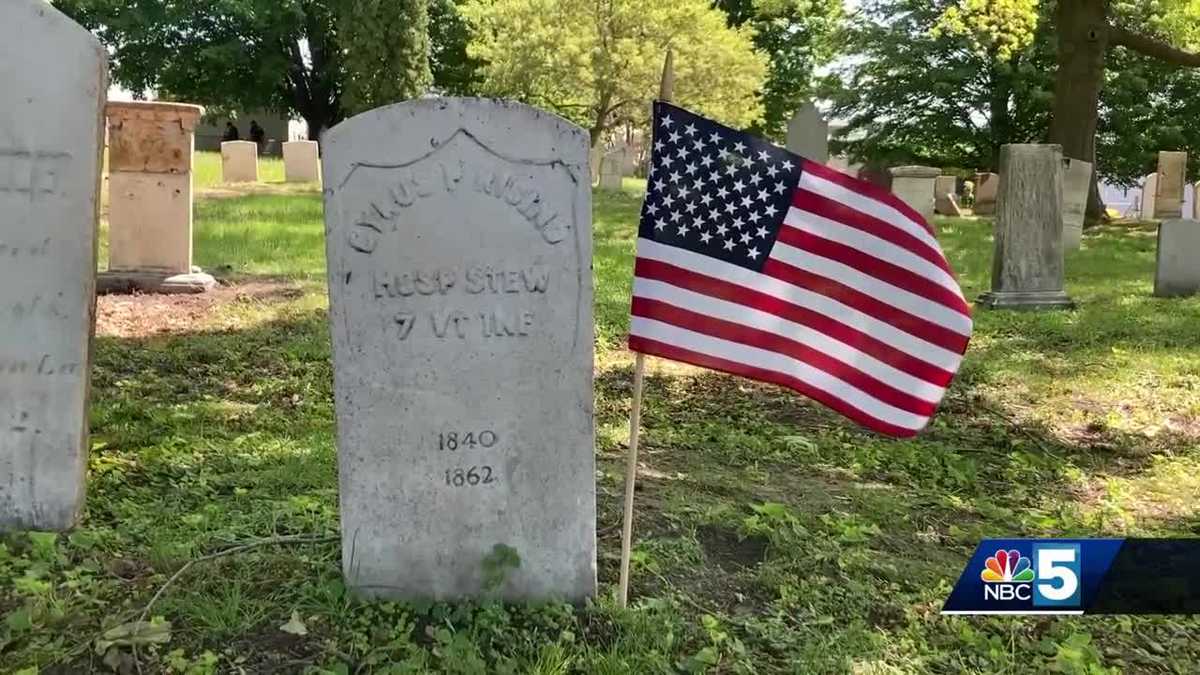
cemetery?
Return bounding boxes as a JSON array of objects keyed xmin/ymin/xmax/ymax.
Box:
[{"xmin": 4, "ymin": 0, "xmax": 1200, "ymax": 672}]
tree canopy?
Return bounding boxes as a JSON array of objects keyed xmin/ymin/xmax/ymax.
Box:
[{"xmin": 461, "ymin": 0, "xmax": 768, "ymax": 146}]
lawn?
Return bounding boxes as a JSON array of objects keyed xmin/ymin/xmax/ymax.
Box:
[{"xmin": 3, "ymin": 177, "xmax": 1200, "ymax": 673}]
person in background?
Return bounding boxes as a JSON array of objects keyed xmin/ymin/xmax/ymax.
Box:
[
  {"xmin": 222, "ymin": 121, "xmax": 240, "ymax": 142},
  {"xmin": 250, "ymin": 120, "xmax": 266, "ymax": 152}
]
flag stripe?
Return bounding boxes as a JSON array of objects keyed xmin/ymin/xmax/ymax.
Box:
[
  {"xmin": 628, "ymin": 320, "xmax": 928, "ymax": 435},
  {"xmin": 799, "ymin": 159, "xmax": 935, "ymax": 238},
  {"xmin": 633, "ymin": 257, "xmax": 958, "ymax": 386},
  {"xmin": 635, "ymin": 238, "xmax": 966, "ymax": 370},
  {"xmin": 632, "ymin": 278, "xmax": 947, "ymax": 401},
  {"xmin": 770, "ymin": 238, "xmax": 974, "ymax": 336},
  {"xmin": 790, "ymin": 188, "xmax": 955, "ymax": 278},
  {"xmin": 763, "ymin": 257, "xmax": 970, "ymax": 354},
  {"xmin": 632, "ymin": 299, "xmax": 939, "ymax": 416}
]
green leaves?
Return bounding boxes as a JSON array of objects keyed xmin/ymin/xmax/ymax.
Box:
[{"xmin": 339, "ymin": 0, "xmax": 435, "ymax": 115}]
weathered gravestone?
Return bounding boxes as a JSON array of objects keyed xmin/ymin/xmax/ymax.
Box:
[
  {"xmin": 1154, "ymin": 220, "xmax": 1200, "ymax": 297},
  {"xmin": 598, "ymin": 145, "xmax": 628, "ymax": 190},
  {"xmin": 99, "ymin": 101, "xmax": 215, "ymax": 294},
  {"xmin": 322, "ymin": 98, "xmax": 596, "ymax": 601},
  {"xmin": 1155, "ymin": 151, "xmax": 1187, "ymax": 219},
  {"xmin": 889, "ymin": 166, "xmax": 939, "ymax": 221},
  {"xmin": 979, "ymin": 144, "xmax": 1074, "ymax": 310},
  {"xmin": 786, "ymin": 103, "xmax": 829, "ymax": 163},
  {"xmin": 1061, "ymin": 158, "xmax": 1093, "ymax": 250},
  {"xmin": 934, "ymin": 175, "xmax": 958, "ymax": 215},
  {"xmin": 0, "ymin": 0, "xmax": 106, "ymax": 530},
  {"xmin": 221, "ymin": 140, "xmax": 259, "ymax": 183},
  {"xmin": 974, "ymin": 172, "xmax": 999, "ymax": 215},
  {"xmin": 1141, "ymin": 173, "xmax": 1158, "ymax": 220},
  {"xmin": 283, "ymin": 140, "xmax": 321, "ymax": 183}
]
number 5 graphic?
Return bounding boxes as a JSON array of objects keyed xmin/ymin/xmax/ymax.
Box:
[{"xmin": 1034, "ymin": 544, "xmax": 1082, "ymax": 607}]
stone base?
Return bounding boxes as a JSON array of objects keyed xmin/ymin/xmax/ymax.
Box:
[
  {"xmin": 97, "ymin": 271, "xmax": 217, "ymax": 295},
  {"xmin": 977, "ymin": 290, "xmax": 1075, "ymax": 310}
]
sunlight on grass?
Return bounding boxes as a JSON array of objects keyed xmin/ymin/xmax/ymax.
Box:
[{"xmin": 194, "ymin": 150, "xmax": 286, "ymax": 188}]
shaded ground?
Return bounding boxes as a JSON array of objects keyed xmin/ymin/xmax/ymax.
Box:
[{"xmin": 97, "ymin": 281, "xmax": 305, "ymax": 338}]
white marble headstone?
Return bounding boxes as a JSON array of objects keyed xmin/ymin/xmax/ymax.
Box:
[
  {"xmin": 322, "ymin": 98, "xmax": 596, "ymax": 601},
  {"xmin": 0, "ymin": 0, "xmax": 106, "ymax": 530},
  {"xmin": 786, "ymin": 103, "xmax": 829, "ymax": 164}
]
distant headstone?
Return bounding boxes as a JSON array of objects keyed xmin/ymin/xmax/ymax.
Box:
[
  {"xmin": 0, "ymin": 0, "xmax": 106, "ymax": 531},
  {"xmin": 1193, "ymin": 183, "xmax": 1200, "ymax": 219},
  {"xmin": 786, "ymin": 103, "xmax": 829, "ymax": 163},
  {"xmin": 1061, "ymin": 158, "xmax": 1093, "ymax": 250},
  {"xmin": 1184, "ymin": 183, "xmax": 1196, "ymax": 220},
  {"xmin": 1154, "ymin": 219, "xmax": 1200, "ymax": 297},
  {"xmin": 1155, "ymin": 151, "xmax": 1187, "ymax": 219},
  {"xmin": 322, "ymin": 98, "xmax": 596, "ymax": 601},
  {"xmin": 283, "ymin": 140, "xmax": 321, "ymax": 183},
  {"xmin": 827, "ymin": 156, "xmax": 863, "ymax": 178},
  {"xmin": 889, "ymin": 166, "xmax": 939, "ymax": 221},
  {"xmin": 1141, "ymin": 173, "xmax": 1158, "ymax": 220},
  {"xmin": 598, "ymin": 146, "xmax": 628, "ymax": 190},
  {"xmin": 221, "ymin": 140, "xmax": 259, "ymax": 183},
  {"xmin": 934, "ymin": 175, "xmax": 958, "ymax": 215},
  {"xmin": 99, "ymin": 101, "xmax": 214, "ymax": 294},
  {"xmin": 974, "ymin": 172, "xmax": 999, "ymax": 215},
  {"xmin": 978, "ymin": 144, "xmax": 1074, "ymax": 310}
]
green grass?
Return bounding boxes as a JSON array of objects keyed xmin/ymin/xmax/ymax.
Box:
[
  {"xmin": 194, "ymin": 151, "xmax": 287, "ymax": 189},
  {"xmin": 4, "ymin": 180, "xmax": 1200, "ymax": 673}
]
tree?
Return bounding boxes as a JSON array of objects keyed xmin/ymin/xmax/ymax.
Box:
[
  {"xmin": 824, "ymin": 0, "xmax": 1055, "ymax": 171},
  {"xmin": 429, "ymin": 0, "xmax": 484, "ymax": 94},
  {"xmin": 53, "ymin": 0, "xmax": 434, "ymax": 139},
  {"xmin": 460, "ymin": 0, "xmax": 768, "ymax": 146},
  {"xmin": 934, "ymin": 0, "xmax": 1200, "ymax": 218},
  {"xmin": 714, "ymin": 0, "xmax": 845, "ymax": 141},
  {"xmin": 340, "ymin": 0, "xmax": 433, "ymax": 115}
]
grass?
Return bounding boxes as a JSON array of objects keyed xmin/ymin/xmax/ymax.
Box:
[{"xmin": 3, "ymin": 177, "xmax": 1200, "ymax": 673}]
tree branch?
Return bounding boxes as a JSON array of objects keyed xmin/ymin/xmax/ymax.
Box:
[{"xmin": 1109, "ymin": 25, "xmax": 1200, "ymax": 67}]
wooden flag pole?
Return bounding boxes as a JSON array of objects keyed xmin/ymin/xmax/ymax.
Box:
[{"xmin": 618, "ymin": 48, "xmax": 674, "ymax": 610}]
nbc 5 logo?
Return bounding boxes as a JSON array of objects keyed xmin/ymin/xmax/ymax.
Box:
[
  {"xmin": 1032, "ymin": 544, "xmax": 1081, "ymax": 607},
  {"xmin": 981, "ymin": 544, "xmax": 1082, "ymax": 607}
]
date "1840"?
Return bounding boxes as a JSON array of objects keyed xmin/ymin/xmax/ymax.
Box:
[
  {"xmin": 438, "ymin": 429, "xmax": 498, "ymax": 451},
  {"xmin": 444, "ymin": 466, "xmax": 496, "ymax": 488}
]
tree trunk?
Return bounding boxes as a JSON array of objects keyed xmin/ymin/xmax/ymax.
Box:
[
  {"xmin": 988, "ymin": 55, "xmax": 1014, "ymax": 170},
  {"xmin": 1049, "ymin": 0, "xmax": 1110, "ymax": 222}
]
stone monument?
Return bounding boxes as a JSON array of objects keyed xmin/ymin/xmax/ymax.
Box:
[
  {"xmin": 0, "ymin": 0, "xmax": 106, "ymax": 531},
  {"xmin": 1154, "ymin": 220, "xmax": 1200, "ymax": 297},
  {"xmin": 1061, "ymin": 158, "xmax": 1093, "ymax": 250},
  {"xmin": 598, "ymin": 145, "xmax": 628, "ymax": 190},
  {"xmin": 221, "ymin": 140, "xmax": 259, "ymax": 183},
  {"xmin": 283, "ymin": 140, "xmax": 321, "ymax": 183},
  {"xmin": 786, "ymin": 103, "xmax": 829, "ymax": 163},
  {"xmin": 99, "ymin": 101, "xmax": 215, "ymax": 294},
  {"xmin": 1154, "ymin": 151, "xmax": 1187, "ymax": 219},
  {"xmin": 973, "ymin": 172, "xmax": 1000, "ymax": 215},
  {"xmin": 322, "ymin": 98, "xmax": 596, "ymax": 601},
  {"xmin": 934, "ymin": 175, "xmax": 958, "ymax": 215},
  {"xmin": 889, "ymin": 166, "xmax": 939, "ymax": 221},
  {"xmin": 1141, "ymin": 173, "xmax": 1158, "ymax": 220},
  {"xmin": 978, "ymin": 144, "xmax": 1074, "ymax": 310}
]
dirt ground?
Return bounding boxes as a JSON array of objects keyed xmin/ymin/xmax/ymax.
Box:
[{"xmin": 95, "ymin": 280, "xmax": 304, "ymax": 338}]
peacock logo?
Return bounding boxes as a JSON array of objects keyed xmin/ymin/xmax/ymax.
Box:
[{"xmin": 981, "ymin": 549, "xmax": 1035, "ymax": 583}]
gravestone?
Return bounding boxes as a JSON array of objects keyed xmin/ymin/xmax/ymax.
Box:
[
  {"xmin": 221, "ymin": 140, "xmax": 259, "ymax": 183},
  {"xmin": 99, "ymin": 101, "xmax": 215, "ymax": 294},
  {"xmin": 1154, "ymin": 151, "xmax": 1187, "ymax": 219},
  {"xmin": 786, "ymin": 103, "xmax": 829, "ymax": 163},
  {"xmin": 1184, "ymin": 183, "xmax": 1195, "ymax": 220},
  {"xmin": 598, "ymin": 145, "xmax": 627, "ymax": 190},
  {"xmin": 1154, "ymin": 219, "xmax": 1200, "ymax": 297},
  {"xmin": 283, "ymin": 140, "xmax": 321, "ymax": 183},
  {"xmin": 979, "ymin": 144, "xmax": 1074, "ymax": 310},
  {"xmin": 1141, "ymin": 173, "xmax": 1158, "ymax": 220},
  {"xmin": 322, "ymin": 98, "xmax": 596, "ymax": 601},
  {"xmin": 0, "ymin": 0, "xmax": 106, "ymax": 531},
  {"xmin": 1193, "ymin": 183, "xmax": 1200, "ymax": 219},
  {"xmin": 889, "ymin": 166, "xmax": 939, "ymax": 221},
  {"xmin": 1061, "ymin": 158, "xmax": 1093, "ymax": 250},
  {"xmin": 934, "ymin": 175, "xmax": 959, "ymax": 215},
  {"xmin": 974, "ymin": 172, "xmax": 999, "ymax": 215}
]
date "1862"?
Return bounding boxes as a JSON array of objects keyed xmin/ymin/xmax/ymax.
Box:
[{"xmin": 444, "ymin": 466, "xmax": 496, "ymax": 488}]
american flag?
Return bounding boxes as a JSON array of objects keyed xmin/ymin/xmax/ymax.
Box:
[{"xmin": 628, "ymin": 102, "xmax": 973, "ymax": 438}]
